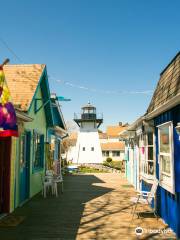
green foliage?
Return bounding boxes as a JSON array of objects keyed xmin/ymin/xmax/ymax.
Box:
[
  {"xmin": 103, "ymin": 160, "xmax": 124, "ymax": 171},
  {"xmin": 78, "ymin": 166, "xmax": 108, "ymax": 173},
  {"xmin": 106, "ymin": 157, "xmax": 112, "ymax": 163}
]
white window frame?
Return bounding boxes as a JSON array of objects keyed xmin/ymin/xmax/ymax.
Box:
[
  {"xmin": 140, "ymin": 132, "xmax": 156, "ymax": 181},
  {"xmin": 158, "ymin": 121, "xmax": 175, "ymax": 194}
]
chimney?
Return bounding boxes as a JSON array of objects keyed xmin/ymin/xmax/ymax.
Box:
[{"xmin": 119, "ymin": 122, "xmax": 122, "ymax": 126}]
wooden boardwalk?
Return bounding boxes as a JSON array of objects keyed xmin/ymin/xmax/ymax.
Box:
[{"xmin": 0, "ymin": 173, "xmax": 176, "ymax": 240}]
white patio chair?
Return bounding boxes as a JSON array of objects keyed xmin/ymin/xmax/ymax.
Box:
[
  {"xmin": 130, "ymin": 179, "xmax": 159, "ymax": 220},
  {"xmin": 42, "ymin": 175, "xmax": 55, "ymax": 198},
  {"xmin": 53, "ymin": 175, "xmax": 63, "ymax": 195},
  {"xmin": 46, "ymin": 170, "xmax": 54, "ymax": 176}
]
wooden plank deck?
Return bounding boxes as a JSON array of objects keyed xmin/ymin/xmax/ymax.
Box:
[{"xmin": 0, "ymin": 173, "xmax": 176, "ymax": 239}]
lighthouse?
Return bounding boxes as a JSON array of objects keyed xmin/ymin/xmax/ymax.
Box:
[{"xmin": 73, "ymin": 103, "xmax": 103, "ymax": 164}]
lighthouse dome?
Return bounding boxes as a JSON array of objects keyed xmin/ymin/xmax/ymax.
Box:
[{"xmin": 82, "ymin": 102, "xmax": 96, "ymax": 110}]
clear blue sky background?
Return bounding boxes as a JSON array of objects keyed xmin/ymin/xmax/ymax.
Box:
[{"xmin": 0, "ymin": 0, "xmax": 180, "ymax": 130}]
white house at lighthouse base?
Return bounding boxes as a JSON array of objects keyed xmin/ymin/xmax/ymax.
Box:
[{"xmin": 73, "ymin": 130, "xmax": 103, "ymax": 164}]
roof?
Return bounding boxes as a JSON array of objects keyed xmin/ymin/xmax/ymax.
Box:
[
  {"xmin": 127, "ymin": 116, "xmax": 144, "ymax": 131},
  {"xmin": 106, "ymin": 125, "xmax": 128, "ymax": 138},
  {"xmin": 4, "ymin": 64, "xmax": 45, "ymax": 111},
  {"xmin": 101, "ymin": 142, "xmax": 125, "ymax": 151},
  {"xmin": 99, "ymin": 132, "xmax": 108, "ymax": 139},
  {"xmin": 147, "ymin": 52, "xmax": 180, "ymax": 114},
  {"xmin": 15, "ymin": 108, "xmax": 33, "ymax": 122},
  {"xmin": 50, "ymin": 95, "xmax": 66, "ymax": 130},
  {"xmin": 82, "ymin": 102, "xmax": 95, "ymax": 109}
]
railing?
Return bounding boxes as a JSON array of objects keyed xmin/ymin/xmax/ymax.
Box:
[{"xmin": 74, "ymin": 113, "xmax": 103, "ymax": 120}]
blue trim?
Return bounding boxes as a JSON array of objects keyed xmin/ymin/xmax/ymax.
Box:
[
  {"xmin": 19, "ymin": 131, "xmax": 31, "ymax": 204},
  {"xmin": 154, "ymin": 105, "xmax": 180, "ymax": 237},
  {"xmin": 28, "ymin": 66, "xmax": 54, "ymax": 127},
  {"xmin": 32, "ymin": 130, "xmax": 45, "ymax": 173},
  {"xmin": 28, "ymin": 66, "xmax": 46, "ymax": 114}
]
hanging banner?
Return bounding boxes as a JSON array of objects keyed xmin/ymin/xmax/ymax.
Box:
[{"xmin": 0, "ymin": 64, "xmax": 18, "ymax": 137}]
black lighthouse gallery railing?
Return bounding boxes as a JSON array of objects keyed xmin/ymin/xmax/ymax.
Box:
[
  {"xmin": 74, "ymin": 112, "xmax": 103, "ymax": 121},
  {"xmin": 74, "ymin": 113, "xmax": 103, "ymax": 128}
]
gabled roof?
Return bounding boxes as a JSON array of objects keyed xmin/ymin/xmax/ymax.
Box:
[
  {"xmin": 4, "ymin": 64, "xmax": 45, "ymax": 111},
  {"xmin": 147, "ymin": 52, "xmax": 180, "ymax": 114},
  {"xmin": 106, "ymin": 125, "xmax": 128, "ymax": 138},
  {"xmin": 99, "ymin": 132, "xmax": 108, "ymax": 139},
  {"xmin": 15, "ymin": 108, "xmax": 33, "ymax": 122},
  {"xmin": 101, "ymin": 142, "xmax": 125, "ymax": 151}
]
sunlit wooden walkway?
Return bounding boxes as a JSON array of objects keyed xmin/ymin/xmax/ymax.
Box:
[{"xmin": 0, "ymin": 173, "xmax": 176, "ymax": 239}]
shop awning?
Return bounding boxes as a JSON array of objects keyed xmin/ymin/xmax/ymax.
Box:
[{"xmin": 0, "ymin": 64, "xmax": 18, "ymax": 137}]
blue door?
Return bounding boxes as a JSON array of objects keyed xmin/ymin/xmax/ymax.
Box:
[{"xmin": 20, "ymin": 132, "xmax": 31, "ymax": 204}]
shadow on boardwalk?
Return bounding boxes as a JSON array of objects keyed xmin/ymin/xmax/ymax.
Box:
[
  {"xmin": 0, "ymin": 174, "xmax": 113, "ymax": 240},
  {"xmin": 0, "ymin": 173, "xmax": 176, "ymax": 240}
]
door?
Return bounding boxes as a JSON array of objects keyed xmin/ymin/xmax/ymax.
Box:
[
  {"xmin": 20, "ymin": 132, "xmax": 31, "ymax": 204},
  {"xmin": 0, "ymin": 137, "xmax": 11, "ymax": 213}
]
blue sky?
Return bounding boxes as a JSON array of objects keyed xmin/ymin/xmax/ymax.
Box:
[{"xmin": 0, "ymin": 0, "xmax": 180, "ymax": 130}]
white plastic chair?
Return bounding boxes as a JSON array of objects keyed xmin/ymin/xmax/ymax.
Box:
[
  {"xmin": 53, "ymin": 175, "xmax": 63, "ymax": 195},
  {"xmin": 130, "ymin": 179, "xmax": 159, "ymax": 219},
  {"xmin": 46, "ymin": 170, "xmax": 54, "ymax": 176},
  {"xmin": 42, "ymin": 169, "xmax": 63, "ymax": 197},
  {"xmin": 42, "ymin": 175, "xmax": 55, "ymax": 198}
]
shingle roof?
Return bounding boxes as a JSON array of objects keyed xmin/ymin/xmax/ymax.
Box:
[
  {"xmin": 106, "ymin": 126, "xmax": 128, "ymax": 138},
  {"xmin": 4, "ymin": 64, "xmax": 45, "ymax": 111},
  {"xmin": 99, "ymin": 132, "xmax": 108, "ymax": 139},
  {"xmin": 147, "ymin": 52, "xmax": 180, "ymax": 113},
  {"xmin": 101, "ymin": 142, "xmax": 125, "ymax": 151}
]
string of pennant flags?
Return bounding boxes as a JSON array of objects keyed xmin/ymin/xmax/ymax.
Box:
[
  {"xmin": 51, "ymin": 78, "xmax": 153, "ymax": 95},
  {"xmin": 0, "ymin": 37, "xmax": 153, "ymax": 96}
]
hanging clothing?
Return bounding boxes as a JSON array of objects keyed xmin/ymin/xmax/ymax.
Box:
[{"xmin": 0, "ymin": 66, "xmax": 18, "ymax": 137}]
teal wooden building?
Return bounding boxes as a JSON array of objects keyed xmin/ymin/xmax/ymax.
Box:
[{"xmin": 3, "ymin": 64, "xmax": 66, "ymax": 211}]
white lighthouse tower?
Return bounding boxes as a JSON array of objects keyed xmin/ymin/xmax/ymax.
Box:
[{"xmin": 73, "ymin": 103, "xmax": 103, "ymax": 164}]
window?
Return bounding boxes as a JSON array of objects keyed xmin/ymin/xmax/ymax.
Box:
[
  {"xmin": 158, "ymin": 122, "xmax": 174, "ymax": 193},
  {"xmin": 141, "ymin": 132, "xmax": 155, "ymax": 178},
  {"xmin": 112, "ymin": 151, "xmax": 120, "ymax": 156},
  {"xmin": 33, "ymin": 131, "xmax": 44, "ymax": 170},
  {"xmin": 102, "ymin": 151, "xmax": 109, "ymax": 157},
  {"xmin": 91, "ymin": 147, "xmax": 94, "ymax": 151},
  {"xmin": 82, "ymin": 147, "xmax": 85, "ymax": 151}
]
